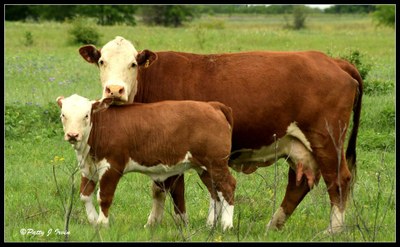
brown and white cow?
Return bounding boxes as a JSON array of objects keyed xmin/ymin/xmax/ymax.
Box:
[
  {"xmin": 57, "ymin": 94, "xmax": 236, "ymax": 231},
  {"xmin": 79, "ymin": 36, "xmax": 363, "ymax": 234}
]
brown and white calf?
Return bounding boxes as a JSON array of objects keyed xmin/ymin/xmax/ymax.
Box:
[{"xmin": 57, "ymin": 94, "xmax": 236, "ymax": 231}]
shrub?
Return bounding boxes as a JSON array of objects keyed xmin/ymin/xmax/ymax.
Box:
[
  {"xmin": 5, "ymin": 103, "xmax": 63, "ymax": 141},
  {"xmin": 68, "ymin": 16, "xmax": 101, "ymax": 45},
  {"xmin": 23, "ymin": 31, "xmax": 34, "ymax": 46},
  {"xmin": 340, "ymin": 49, "xmax": 371, "ymax": 81},
  {"xmin": 283, "ymin": 5, "xmax": 308, "ymax": 30},
  {"xmin": 338, "ymin": 50, "xmax": 395, "ymax": 96}
]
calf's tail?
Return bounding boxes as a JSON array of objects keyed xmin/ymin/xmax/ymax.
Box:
[{"xmin": 208, "ymin": 101, "xmax": 234, "ymax": 130}]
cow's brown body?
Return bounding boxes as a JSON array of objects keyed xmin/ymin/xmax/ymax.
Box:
[{"xmin": 79, "ymin": 40, "xmax": 363, "ymax": 233}]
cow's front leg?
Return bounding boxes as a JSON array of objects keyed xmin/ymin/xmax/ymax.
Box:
[
  {"xmin": 80, "ymin": 175, "xmax": 98, "ymax": 225},
  {"xmin": 97, "ymin": 168, "xmax": 122, "ymax": 227},
  {"xmin": 166, "ymin": 175, "xmax": 188, "ymax": 225}
]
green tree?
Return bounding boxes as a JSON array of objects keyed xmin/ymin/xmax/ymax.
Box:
[
  {"xmin": 5, "ymin": 5, "xmax": 137, "ymax": 26},
  {"xmin": 140, "ymin": 5, "xmax": 194, "ymax": 27},
  {"xmin": 5, "ymin": 5, "xmax": 38, "ymax": 21},
  {"xmin": 76, "ymin": 5, "xmax": 137, "ymax": 26},
  {"xmin": 32, "ymin": 5, "xmax": 77, "ymax": 21},
  {"xmin": 324, "ymin": 5, "xmax": 376, "ymax": 14},
  {"xmin": 372, "ymin": 5, "xmax": 395, "ymax": 28}
]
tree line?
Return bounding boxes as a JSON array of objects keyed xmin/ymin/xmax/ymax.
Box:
[{"xmin": 5, "ymin": 5, "xmax": 393, "ymax": 27}]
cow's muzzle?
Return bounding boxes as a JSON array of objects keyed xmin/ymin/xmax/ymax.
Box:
[
  {"xmin": 105, "ymin": 85, "xmax": 125, "ymax": 98},
  {"xmin": 65, "ymin": 132, "xmax": 80, "ymax": 144}
]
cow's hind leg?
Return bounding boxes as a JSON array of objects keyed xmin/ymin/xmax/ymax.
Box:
[
  {"xmin": 199, "ymin": 166, "xmax": 236, "ymax": 231},
  {"xmin": 145, "ymin": 181, "xmax": 167, "ymax": 227},
  {"xmin": 80, "ymin": 175, "xmax": 98, "ymax": 225},
  {"xmin": 319, "ymin": 151, "xmax": 351, "ymax": 234},
  {"xmin": 145, "ymin": 175, "xmax": 187, "ymax": 227},
  {"xmin": 198, "ymin": 170, "xmax": 221, "ymax": 228},
  {"xmin": 267, "ymin": 165, "xmax": 310, "ymax": 231}
]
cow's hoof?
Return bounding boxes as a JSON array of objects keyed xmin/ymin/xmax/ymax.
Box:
[
  {"xmin": 323, "ymin": 225, "xmax": 344, "ymax": 235},
  {"xmin": 173, "ymin": 213, "xmax": 188, "ymax": 226}
]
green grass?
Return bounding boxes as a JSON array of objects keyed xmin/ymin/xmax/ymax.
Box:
[{"xmin": 4, "ymin": 13, "xmax": 395, "ymax": 242}]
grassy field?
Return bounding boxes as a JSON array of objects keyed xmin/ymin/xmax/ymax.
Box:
[{"xmin": 4, "ymin": 13, "xmax": 395, "ymax": 242}]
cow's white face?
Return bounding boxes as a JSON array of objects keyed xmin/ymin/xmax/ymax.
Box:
[
  {"xmin": 57, "ymin": 94, "xmax": 93, "ymax": 145},
  {"xmin": 98, "ymin": 36, "xmax": 139, "ymax": 103}
]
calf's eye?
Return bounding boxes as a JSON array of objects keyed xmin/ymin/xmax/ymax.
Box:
[{"xmin": 131, "ymin": 63, "xmax": 137, "ymax": 68}]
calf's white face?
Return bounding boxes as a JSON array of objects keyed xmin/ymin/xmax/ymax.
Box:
[
  {"xmin": 98, "ymin": 36, "xmax": 139, "ymax": 103},
  {"xmin": 57, "ymin": 94, "xmax": 93, "ymax": 144}
]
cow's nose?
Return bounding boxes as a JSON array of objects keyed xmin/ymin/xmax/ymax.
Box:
[
  {"xmin": 105, "ymin": 85, "xmax": 125, "ymax": 98},
  {"xmin": 67, "ymin": 132, "xmax": 79, "ymax": 142}
]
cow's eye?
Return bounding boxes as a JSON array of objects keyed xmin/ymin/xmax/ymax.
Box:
[
  {"xmin": 99, "ymin": 60, "xmax": 104, "ymax": 66},
  {"xmin": 61, "ymin": 114, "xmax": 66, "ymax": 119},
  {"xmin": 131, "ymin": 63, "xmax": 137, "ymax": 68},
  {"xmin": 84, "ymin": 114, "xmax": 89, "ymax": 119}
]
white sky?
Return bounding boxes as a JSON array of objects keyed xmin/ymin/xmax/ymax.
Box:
[
  {"xmin": 259, "ymin": 4, "xmax": 334, "ymax": 10},
  {"xmin": 306, "ymin": 4, "xmax": 333, "ymax": 9}
]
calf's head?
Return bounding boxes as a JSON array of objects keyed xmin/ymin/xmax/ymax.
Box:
[
  {"xmin": 79, "ymin": 36, "xmax": 157, "ymax": 104},
  {"xmin": 57, "ymin": 94, "xmax": 112, "ymax": 145}
]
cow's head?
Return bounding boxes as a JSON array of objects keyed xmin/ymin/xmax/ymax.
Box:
[
  {"xmin": 57, "ymin": 94, "xmax": 113, "ymax": 146},
  {"xmin": 79, "ymin": 36, "xmax": 157, "ymax": 104}
]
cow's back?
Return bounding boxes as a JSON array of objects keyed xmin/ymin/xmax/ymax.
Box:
[
  {"xmin": 135, "ymin": 51, "xmax": 359, "ymax": 151},
  {"xmin": 89, "ymin": 101, "xmax": 232, "ymax": 168}
]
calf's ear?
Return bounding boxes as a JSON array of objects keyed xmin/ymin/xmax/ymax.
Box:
[
  {"xmin": 92, "ymin": 97, "xmax": 114, "ymax": 113},
  {"xmin": 136, "ymin": 50, "xmax": 157, "ymax": 68},
  {"xmin": 79, "ymin": 45, "xmax": 101, "ymax": 65},
  {"xmin": 56, "ymin": 96, "xmax": 64, "ymax": 108}
]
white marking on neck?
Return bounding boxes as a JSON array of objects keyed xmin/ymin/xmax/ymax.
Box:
[{"xmin": 73, "ymin": 122, "xmax": 92, "ymax": 169}]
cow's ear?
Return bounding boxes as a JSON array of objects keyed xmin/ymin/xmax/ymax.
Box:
[
  {"xmin": 56, "ymin": 96, "xmax": 64, "ymax": 108},
  {"xmin": 136, "ymin": 50, "xmax": 157, "ymax": 68},
  {"xmin": 79, "ymin": 45, "xmax": 101, "ymax": 65},
  {"xmin": 92, "ymin": 97, "xmax": 113, "ymax": 113}
]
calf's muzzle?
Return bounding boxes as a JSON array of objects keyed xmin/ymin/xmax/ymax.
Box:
[{"xmin": 66, "ymin": 132, "xmax": 80, "ymax": 143}]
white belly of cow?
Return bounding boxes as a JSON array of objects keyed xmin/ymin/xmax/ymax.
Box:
[
  {"xmin": 123, "ymin": 152, "xmax": 193, "ymax": 182},
  {"xmin": 229, "ymin": 122, "xmax": 320, "ymax": 187}
]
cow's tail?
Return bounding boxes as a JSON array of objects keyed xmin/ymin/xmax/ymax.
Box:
[
  {"xmin": 208, "ymin": 101, "xmax": 234, "ymax": 131},
  {"xmin": 334, "ymin": 58, "xmax": 364, "ymax": 191}
]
